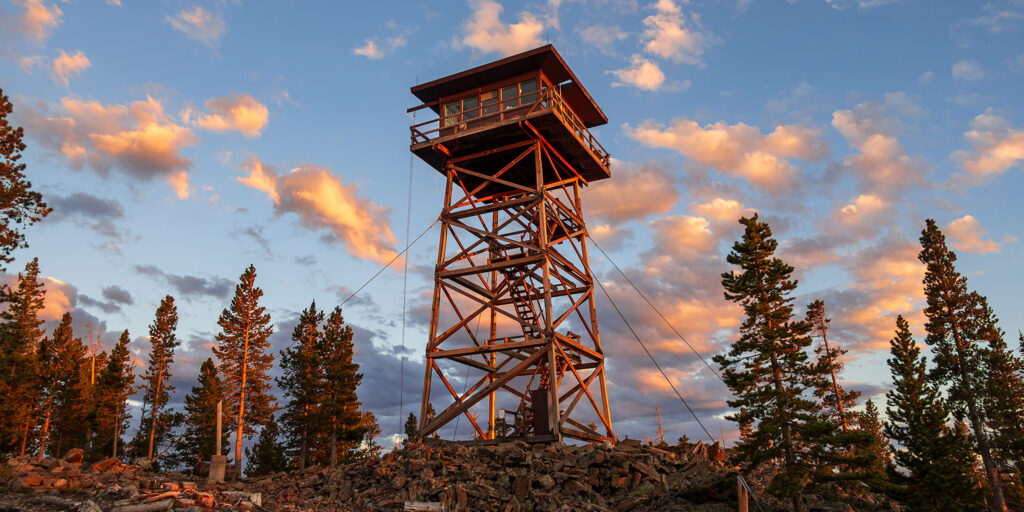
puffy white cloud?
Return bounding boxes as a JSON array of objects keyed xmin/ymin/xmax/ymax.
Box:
[
  {"xmin": 626, "ymin": 119, "xmax": 828, "ymax": 194},
  {"xmin": 953, "ymin": 111, "xmax": 1024, "ymax": 177},
  {"xmin": 952, "ymin": 60, "xmax": 985, "ymax": 81},
  {"xmin": 609, "ymin": 55, "xmax": 666, "ymax": 91},
  {"xmin": 640, "ymin": 0, "xmax": 710, "ymax": 65},
  {"xmin": 830, "ymin": 194, "xmax": 891, "ymax": 239},
  {"xmin": 51, "ymin": 49, "xmax": 90, "ymax": 86},
  {"xmin": 191, "ymin": 93, "xmax": 269, "ymax": 138},
  {"xmin": 238, "ymin": 156, "xmax": 398, "ymax": 265},
  {"xmin": 457, "ymin": 0, "xmax": 544, "ymax": 56},
  {"xmin": 831, "ymin": 101, "xmax": 928, "ymax": 197},
  {"xmin": 583, "ymin": 160, "xmax": 678, "ymax": 222},
  {"xmin": 166, "ymin": 6, "xmax": 225, "ymax": 45},
  {"xmin": 578, "ymin": 24, "xmax": 628, "ymax": 55},
  {"xmin": 19, "ymin": 95, "xmax": 198, "ymax": 197},
  {"xmin": 14, "ymin": 0, "xmax": 62, "ymax": 42},
  {"xmin": 945, "ymin": 215, "xmax": 1015, "ymax": 254},
  {"xmin": 353, "ymin": 35, "xmax": 407, "ymax": 59}
]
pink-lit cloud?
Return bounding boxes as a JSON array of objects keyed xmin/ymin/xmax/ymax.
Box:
[
  {"xmin": 953, "ymin": 111, "xmax": 1024, "ymax": 178},
  {"xmin": 831, "ymin": 100, "xmax": 929, "ymax": 197},
  {"xmin": 641, "ymin": 0, "xmax": 711, "ymax": 65},
  {"xmin": 51, "ymin": 49, "xmax": 90, "ymax": 86},
  {"xmin": 945, "ymin": 214, "xmax": 1015, "ymax": 254},
  {"xmin": 238, "ymin": 156, "xmax": 398, "ymax": 265},
  {"xmin": 609, "ymin": 55, "xmax": 666, "ymax": 91},
  {"xmin": 166, "ymin": 6, "xmax": 225, "ymax": 45},
  {"xmin": 19, "ymin": 95, "xmax": 197, "ymax": 198},
  {"xmin": 189, "ymin": 93, "xmax": 269, "ymax": 138},
  {"xmin": 584, "ymin": 160, "xmax": 678, "ymax": 223},
  {"xmin": 13, "ymin": 0, "xmax": 62, "ymax": 42},
  {"xmin": 457, "ymin": 0, "xmax": 544, "ymax": 56}
]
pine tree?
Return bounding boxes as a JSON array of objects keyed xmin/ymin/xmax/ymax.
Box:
[
  {"xmin": 0, "ymin": 88, "xmax": 51, "ymax": 271},
  {"xmin": 277, "ymin": 301, "xmax": 323, "ymax": 469},
  {"xmin": 244, "ymin": 416, "xmax": 287, "ymax": 477},
  {"xmin": 919, "ymin": 218, "xmax": 1008, "ymax": 510},
  {"xmin": 884, "ymin": 315, "xmax": 984, "ymax": 511},
  {"xmin": 214, "ymin": 265, "xmax": 276, "ymax": 478},
  {"xmin": 805, "ymin": 300, "xmax": 859, "ymax": 430},
  {"xmin": 0, "ymin": 257, "xmax": 46, "ymax": 455},
  {"xmin": 858, "ymin": 399, "xmax": 890, "ymax": 488},
  {"xmin": 712, "ymin": 215, "xmax": 821, "ymax": 512},
  {"xmin": 175, "ymin": 359, "xmax": 229, "ymax": 468},
  {"xmin": 141, "ymin": 296, "xmax": 179, "ymax": 461},
  {"xmin": 35, "ymin": 313, "xmax": 84, "ymax": 460},
  {"xmin": 317, "ymin": 306, "xmax": 367, "ymax": 468},
  {"xmin": 975, "ymin": 298, "xmax": 1024, "ymax": 477},
  {"xmin": 404, "ymin": 413, "xmax": 418, "ymax": 445},
  {"xmin": 90, "ymin": 330, "xmax": 134, "ymax": 460}
]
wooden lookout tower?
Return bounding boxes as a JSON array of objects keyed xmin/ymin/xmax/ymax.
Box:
[{"xmin": 409, "ymin": 45, "xmax": 614, "ymax": 444}]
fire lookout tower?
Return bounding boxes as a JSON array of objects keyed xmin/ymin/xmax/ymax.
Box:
[{"xmin": 409, "ymin": 45, "xmax": 614, "ymax": 444}]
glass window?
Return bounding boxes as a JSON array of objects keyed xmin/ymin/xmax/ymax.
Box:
[
  {"xmin": 501, "ymin": 85, "xmax": 518, "ymax": 110},
  {"xmin": 520, "ymin": 78, "xmax": 538, "ymax": 104},
  {"xmin": 481, "ymin": 90, "xmax": 498, "ymax": 115},
  {"xmin": 444, "ymin": 102, "xmax": 460, "ymax": 126},
  {"xmin": 463, "ymin": 97, "xmax": 479, "ymax": 120}
]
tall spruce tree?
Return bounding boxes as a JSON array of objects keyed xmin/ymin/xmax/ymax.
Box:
[
  {"xmin": 90, "ymin": 330, "xmax": 135, "ymax": 460},
  {"xmin": 919, "ymin": 218, "xmax": 1008, "ymax": 510},
  {"xmin": 318, "ymin": 306, "xmax": 367, "ymax": 468},
  {"xmin": 0, "ymin": 257, "xmax": 46, "ymax": 455},
  {"xmin": 884, "ymin": 315, "xmax": 984, "ymax": 511},
  {"xmin": 805, "ymin": 300, "xmax": 859, "ymax": 430},
  {"xmin": 0, "ymin": 88, "xmax": 51, "ymax": 270},
  {"xmin": 857, "ymin": 399, "xmax": 890, "ymax": 489},
  {"xmin": 36, "ymin": 313, "xmax": 84, "ymax": 459},
  {"xmin": 712, "ymin": 215, "xmax": 821, "ymax": 512},
  {"xmin": 974, "ymin": 298, "xmax": 1024, "ymax": 480},
  {"xmin": 277, "ymin": 301, "xmax": 323, "ymax": 469},
  {"xmin": 175, "ymin": 359, "xmax": 229, "ymax": 468},
  {"xmin": 141, "ymin": 296, "xmax": 179, "ymax": 461},
  {"xmin": 213, "ymin": 265, "xmax": 276, "ymax": 477},
  {"xmin": 244, "ymin": 416, "xmax": 287, "ymax": 477}
]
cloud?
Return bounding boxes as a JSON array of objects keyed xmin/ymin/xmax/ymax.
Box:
[
  {"xmin": 190, "ymin": 93, "xmax": 269, "ymax": 137},
  {"xmin": 46, "ymin": 192, "xmax": 127, "ymax": 241},
  {"xmin": 831, "ymin": 100, "xmax": 929, "ymax": 197},
  {"xmin": 945, "ymin": 215, "xmax": 1015, "ymax": 254},
  {"xmin": 102, "ymin": 285, "xmax": 133, "ymax": 305},
  {"xmin": 578, "ymin": 24, "xmax": 628, "ymax": 55},
  {"xmin": 829, "ymin": 194, "xmax": 891, "ymax": 240},
  {"xmin": 19, "ymin": 95, "xmax": 197, "ymax": 198},
  {"xmin": 640, "ymin": 0, "xmax": 710, "ymax": 65},
  {"xmin": 133, "ymin": 264, "xmax": 234, "ymax": 300},
  {"xmin": 13, "ymin": 0, "xmax": 62, "ymax": 42},
  {"xmin": 952, "ymin": 111, "xmax": 1024, "ymax": 178},
  {"xmin": 583, "ymin": 160, "xmax": 678, "ymax": 222},
  {"xmin": 625, "ymin": 119, "xmax": 828, "ymax": 194},
  {"xmin": 51, "ymin": 49, "xmax": 89, "ymax": 86},
  {"xmin": 353, "ymin": 35, "xmax": 407, "ymax": 59},
  {"xmin": 918, "ymin": 71, "xmax": 934, "ymax": 85},
  {"xmin": 166, "ymin": 6, "xmax": 225, "ymax": 45},
  {"xmin": 952, "ymin": 60, "xmax": 986, "ymax": 81},
  {"xmin": 963, "ymin": 1, "xmax": 1024, "ymax": 34},
  {"xmin": 457, "ymin": 0, "xmax": 544, "ymax": 56},
  {"xmin": 609, "ymin": 55, "xmax": 666, "ymax": 91},
  {"xmin": 238, "ymin": 156, "xmax": 398, "ymax": 265}
]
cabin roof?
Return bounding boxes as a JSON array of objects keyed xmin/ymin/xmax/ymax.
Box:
[{"xmin": 411, "ymin": 45, "xmax": 607, "ymax": 128}]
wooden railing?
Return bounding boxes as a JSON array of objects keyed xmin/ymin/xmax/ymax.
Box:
[{"xmin": 410, "ymin": 88, "xmax": 610, "ymax": 168}]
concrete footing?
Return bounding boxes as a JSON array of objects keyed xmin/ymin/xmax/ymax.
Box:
[{"xmin": 208, "ymin": 455, "xmax": 227, "ymax": 483}]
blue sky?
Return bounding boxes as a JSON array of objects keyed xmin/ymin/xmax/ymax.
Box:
[{"xmin": 1, "ymin": 0, "xmax": 1022, "ymax": 449}]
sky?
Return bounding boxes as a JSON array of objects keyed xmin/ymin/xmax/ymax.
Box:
[{"xmin": 1, "ymin": 0, "xmax": 1023, "ymax": 450}]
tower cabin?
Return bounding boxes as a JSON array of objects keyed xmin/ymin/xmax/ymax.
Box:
[{"xmin": 409, "ymin": 45, "xmax": 610, "ymax": 196}]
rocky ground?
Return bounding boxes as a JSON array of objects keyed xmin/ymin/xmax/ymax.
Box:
[{"xmin": 2, "ymin": 441, "xmax": 899, "ymax": 511}]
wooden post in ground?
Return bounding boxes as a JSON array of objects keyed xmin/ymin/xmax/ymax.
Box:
[
  {"xmin": 209, "ymin": 400, "xmax": 226, "ymax": 483},
  {"xmin": 737, "ymin": 476, "xmax": 749, "ymax": 512}
]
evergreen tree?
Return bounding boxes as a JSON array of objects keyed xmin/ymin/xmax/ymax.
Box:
[
  {"xmin": 884, "ymin": 315, "xmax": 984, "ymax": 511},
  {"xmin": 0, "ymin": 257, "xmax": 46, "ymax": 455},
  {"xmin": 404, "ymin": 413, "xmax": 418, "ymax": 445},
  {"xmin": 244, "ymin": 416, "xmax": 287, "ymax": 477},
  {"xmin": 0, "ymin": 88, "xmax": 51, "ymax": 270},
  {"xmin": 277, "ymin": 301, "xmax": 323, "ymax": 469},
  {"xmin": 712, "ymin": 215, "xmax": 822, "ymax": 512},
  {"xmin": 213, "ymin": 265, "xmax": 276, "ymax": 477},
  {"xmin": 975, "ymin": 298, "xmax": 1024, "ymax": 477},
  {"xmin": 805, "ymin": 300, "xmax": 860, "ymax": 429},
  {"xmin": 317, "ymin": 306, "xmax": 367, "ymax": 467},
  {"xmin": 857, "ymin": 399, "xmax": 890, "ymax": 489},
  {"xmin": 35, "ymin": 313, "xmax": 84, "ymax": 459},
  {"xmin": 175, "ymin": 359, "xmax": 229, "ymax": 468},
  {"xmin": 141, "ymin": 296, "xmax": 179, "ymax": 461},
  {"xmin": 919, "ymin": 218, "xmax": 1007, "ymax": 510},
  {"xmin": 90, "ymin": 330, "xmax": 135, "ymax": 460}
]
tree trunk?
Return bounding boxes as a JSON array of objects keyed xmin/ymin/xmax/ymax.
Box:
[
  {"xmin": 20, "ymin": 418, "xmax": 31, "ymax": 457},
  {"xmin": 820, "ymin": 328, "xmax": 848, "ymax": 432},
  {"xmin": 949, "ymin": 315, "xmax": 1007, "ymax": 512},
  {"xmin": 235, "ymin": 325, "xmax": 251, "ymax": 478},
  {"xmin": 148, "ymin": 359, "xmax": 164, "ymax": 460},
  {"xmin": 38, "ymin": 397, "xmax": 53, "ymax": 462},
  {"xmin": 330, "ymin": 417, "xmax": 337, "ymax": 470},
  {"xmin": 767, "ymin": 313, "xmax": 803, "ymax": 512}
]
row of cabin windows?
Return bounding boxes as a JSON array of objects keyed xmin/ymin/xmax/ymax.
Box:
[{"xmin": 443, "ymin": 78, "xmax": 539, "ymax": 127}]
